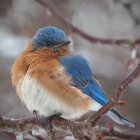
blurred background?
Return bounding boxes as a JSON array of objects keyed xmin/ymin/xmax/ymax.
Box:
[{"xmin": 0, "ymin": 0, "xmax": 140, "ymax": 139}]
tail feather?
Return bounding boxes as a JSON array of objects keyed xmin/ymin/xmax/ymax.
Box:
[{"xmin": 106, "ymin": 109, "xmax": 135, "ymax": 128}]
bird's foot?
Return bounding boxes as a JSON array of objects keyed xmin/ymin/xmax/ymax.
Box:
[
  {"xmin": 46, "ymin": 123, "xmax": 55, "ymax": 140},
  {"xmin": 46, "ymin": 113, "xmax": 61, "ymax": 140},
  {"xmin": 33, "ymin": 110, "xmax": 38, "ymax": 117},
  {"xmin": 48, "ymin": 113, "xmax": 62, "ymax": 120}
]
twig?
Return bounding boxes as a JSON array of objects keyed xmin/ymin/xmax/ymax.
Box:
[
  {"xmin": 96, "ymin": 126, "xmax": 140, "ymax": 140},
  {"xmin": 0, "ymin": 130, "xmax": 16, "ymax": 139},
  {"xmin": 88, "ymin": 63, "xmax": 140, "ymax": 125},
  {"xmin": 35, "ymin": 0, "xmax": 140, "ymax": 46},
  {"xmin": 28, "ymin": 131, "xmax": 45, "ymax": 140},
  {"xmin": 124, "ymin": 46, "xmax": 139, "ymax": 78},
  {"xmin": 0, "ymin": 116, "xmax": 48, "ymax": 132}
]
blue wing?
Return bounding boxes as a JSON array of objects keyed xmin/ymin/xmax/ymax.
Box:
[
  {"xmin": 60, "ymin": 55, "xmax": 108, "ymax": 105},
  {"xmin": 60, "ymin": 55, "xmax": 135, "ymax": 128}
]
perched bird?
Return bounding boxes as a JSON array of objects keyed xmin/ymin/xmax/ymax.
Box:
[{"xmin": 11, "ymin": 26, "xmax": 134, "ymax": 127}]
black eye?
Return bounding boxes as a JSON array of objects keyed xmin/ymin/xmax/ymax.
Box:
[
  {"xmin": 53, "ymin": 50, "xmax": 57, "ymax": 53},
  {"xmin": 45, "ymin": 41, "xmax": 57, "ymax": 48},
  {"xmin": 52, "ymin": 49, "xmax": 59, "ymax": 53}
]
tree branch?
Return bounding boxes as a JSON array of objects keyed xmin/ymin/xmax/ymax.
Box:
[
  {"xmin": 35, "ymin": 0, "xmax": 140, "ymax": 46},
  {"xmin": 0, "ymin": 116, "xmax": 140, "ymax": 140},
  {"xmin": 0, "ymin": 116, "xmax": 48, "ymax": 132}
]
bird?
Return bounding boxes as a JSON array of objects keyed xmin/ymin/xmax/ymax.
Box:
[{"xmin": 11, "ymin": 26, "xmax": 134, "ymax": 128}]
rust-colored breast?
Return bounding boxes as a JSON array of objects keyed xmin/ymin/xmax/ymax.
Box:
[{"xmin": 11, "ymin": 42, "xmax": 69, "ymax": 95}]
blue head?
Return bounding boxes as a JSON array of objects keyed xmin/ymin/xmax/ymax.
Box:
[{"xmin": 32, "ymin": 26, "xmax": 70, "ymax": 50}]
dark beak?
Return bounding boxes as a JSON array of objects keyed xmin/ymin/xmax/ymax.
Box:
[
  {"xmin": 54, "ymin": 41, "xmax": 71, "ymax": 49},
  {"xmin": 59, "ymin": 41, "xmax": 71, "ymax": 47}
]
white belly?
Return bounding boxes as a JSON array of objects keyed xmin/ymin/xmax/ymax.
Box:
[{"xmin": 20, "ymin": 75, "xmax": 91, "ymax": 119}]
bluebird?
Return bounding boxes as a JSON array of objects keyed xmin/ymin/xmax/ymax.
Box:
[{"xmin": 11, "ymin": 26, "xmax": 134, "ymax": 127}]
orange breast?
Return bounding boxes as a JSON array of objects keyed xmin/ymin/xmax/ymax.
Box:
[{"xmin": 11, "ymin": 42, "xmax": 69, "ymax": 95}]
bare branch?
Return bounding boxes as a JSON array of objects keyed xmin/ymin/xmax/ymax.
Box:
[
  {"xmin": 0, "ymin": 116, "xmax": 140, "ymax": 140},
  {"xmin": 0, "ymin": 116, "xmax": 48, "ymax": 132},
  {"xmin": 35, "ymin": 0, "xmax": 140, "ymax": 46}
]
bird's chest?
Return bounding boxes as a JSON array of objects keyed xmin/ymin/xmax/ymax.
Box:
[{"xmin": 19, "ymin": 75, "xmax": 62, "ymax": 117}]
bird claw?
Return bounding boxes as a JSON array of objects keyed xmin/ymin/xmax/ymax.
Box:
[
  {"xmin": 45, "ymin": 113, "xmax": 62, "ymax": 140},
  {"xmin": 33, "ymin": 110, "xmax": 38, "ymax": 117}
]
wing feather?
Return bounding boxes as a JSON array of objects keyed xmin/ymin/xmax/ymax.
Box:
[{"xmin": 60, "ymin": 55, "xmax": 108, "ymax": 105}]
